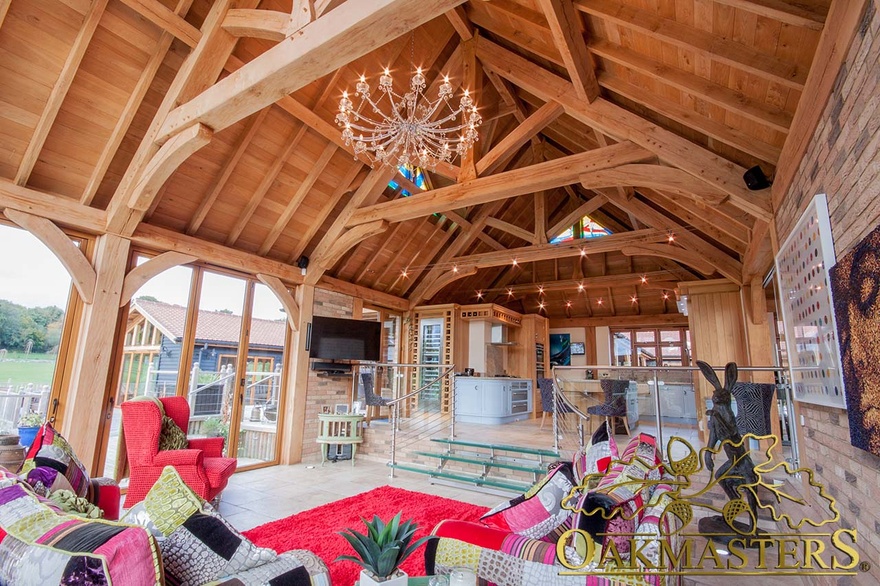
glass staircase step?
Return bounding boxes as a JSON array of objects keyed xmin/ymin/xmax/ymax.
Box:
[
  {"xmin": 412, "ymin": 451, "xmax": 547, "ymax": 475},
  {"xmin": 430, "ymin": 438, "xmax": 560, "ymax": 458},
  {"xmin": 388, "ymin": 463, "xmax": 531, "ymax": 493}
]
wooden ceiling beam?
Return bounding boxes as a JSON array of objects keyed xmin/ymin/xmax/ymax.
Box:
[
  {"xmin": 599, "ymin": 189, "xmax": 743, "ymax": 283},
  {"xmin": 475, "ymin": 37, "xmax": 773, "ymax": 221},
  {"xmin": 535, "ymin": 191, "xmax": 548, "ymax": 244},
  {"xmin": 187, "ymin": 108, "xmax": 269, "ymax": 235},
  {"xmin": 0, "ymin": 0, "xmax": 10, "ymax": 30},
  {"xmin": 317, "ymin": 275, "xmax": 409, "ymax": 312},
  {"xmin": 258, "ymin": 141, "xmax": 338, "ymax": 256},
  {"xmin": 347, "ymin": 142, "xmax": 654, "ymax": 226},
  {"xmin": 475, "ymin": 100, "xmax": 564, "ymax": 176},
  {"xmin": 710, "ymin": 0, "xmax": 826, "ymax": 30},
  {"xmin": 639, "ymin": 188, "xmax": 749, "ymax": 253},
  {"xmin": 485, "ymin": 216, "xmax": 538, "ymax": 245},
  {"xmin": 591, "ymin": 41, "xmax": 792, "ymax": 134},
  {"xmin": 599, "ymin": 74, "xmax": 782, "ymax": 165},
  {"xmin": 536, "ymin": 0, "xmax": 599, "ymax": 103},
  {"xmin": 574, "ymin": 0, "xmax": 807, "ymax": 90},
  {"xmin": 452, "ymin": 229, "xmax": 666, "ymax": 270},
  {"xmin": 157, "ymin": 0, "xmax": 466, "ymax": 142},
  {"xmin": 118, "ymin": 0, "xmax": 201, "ymax": 47},
  {"xmin": 546, "ymin": 194, "xmax": 608, "ymax": 239},
  {"xmin": 287, "ymin": 162, "xmax": 366, "ymax": 263},
  {"xmin": 222, "ymin": 9, "xmax": 292, "ymax": 41},
  {"xmin": 312, "ymin": 219, "xmax": 390, "ymax": 271},
  {"xmin": 578, "ymin": 164, "xmax": 729, "ymax": 206},
  {"xmin": 445, "ymin": 211, "xmax": 506, "ymax": 251},
  {"xmin": 445, "ymin": 5, "xmax": 473, "ymax": 40},
  {"xmin": 106, "ymin": 0, "xmax": 259, "ymax": 236},
  {"xmin": 15, "ymin": 0, "xmax": 109, "ymax": 186},
  {"xmin": 620, "ymin": 243, "xmax": 715, "ymax": 276},
  {"xmin": 1, "ymin": 180, "xmax": 106, "ymax": 233},
  {"xmin": 121, "ymin": 251, "xmax": 197, "ymax": 307},
  {"xmin": 82, "ymin": 0, "xmax": 195, "ymax": 206},
  {"xmin": 226, "ymin": 123, "xmax": 309, "ymax": 246},
  {"xmin": 131, "ymin": 223, "xmax": 305, "ymax": 284},
  {"xmin": 483, "ymin": 270, "xmax": 677, "ymax": 295}
]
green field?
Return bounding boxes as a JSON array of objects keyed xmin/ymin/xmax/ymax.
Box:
[{"xmin": 0, "ymin": 353, "xmax": 57, "ymax": 387}]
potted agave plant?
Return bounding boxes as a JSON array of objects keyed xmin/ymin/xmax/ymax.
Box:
[{"xmin": 337, "ymin": 512, "xmax": 431, "ymax": 586}]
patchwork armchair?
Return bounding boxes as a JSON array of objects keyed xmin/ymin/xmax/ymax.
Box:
[{"xmin": 121, "ymin": 396, "xmax": 236, "ymax": 507}]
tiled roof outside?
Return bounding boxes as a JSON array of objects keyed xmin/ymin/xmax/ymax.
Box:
[{"xmin": 133, "ymin": 299, "xmax": 284, "ymax": 348}]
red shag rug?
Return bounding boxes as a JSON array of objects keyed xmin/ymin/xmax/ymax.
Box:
[{"xmin": 243, "ymin": 486, "xmax": 489, "ymax": 585}]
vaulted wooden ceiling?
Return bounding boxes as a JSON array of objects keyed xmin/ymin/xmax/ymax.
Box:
[{"xmin": 0, "ymin": 0, "xmax": 831, "ymax": 319}]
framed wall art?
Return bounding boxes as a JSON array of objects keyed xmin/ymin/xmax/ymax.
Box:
[{"xmin": 775, "ymin": 194, "xmax": 846, "ymax": 409}]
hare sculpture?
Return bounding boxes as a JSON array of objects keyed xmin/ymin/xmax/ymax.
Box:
[{"xmin": 697, "ymin": 361, "xmax": 760, "ymax": 537}]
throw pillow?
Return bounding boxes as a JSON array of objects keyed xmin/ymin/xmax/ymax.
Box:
[
  {"xmin": 481, "ymin": 461, "xmax": 577, "ymax": 539},
  {"xmin": 122, "ymin": 466, "xmax": 323, "ymax": 586},
  {"xmin": 159, "ymin": 415, "xmax": 189, "ymax": 451},
  {"xmin": 572, "ymin": 421, "xmax": 619, "ymax": 485},
  {"xmin": 19, "ymin": 423, "xmax": 93, "ymax": 499},
  {"xmin": 48, "ymin": 488, "xmax": 103, "ymax": 519}
]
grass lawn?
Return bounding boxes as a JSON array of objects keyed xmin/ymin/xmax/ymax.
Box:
[{"xmin": 0, "ymin": 353, "xmax": 56, "ymax": 387}]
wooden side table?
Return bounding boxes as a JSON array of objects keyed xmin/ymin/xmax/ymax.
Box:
[{"xmin": 316, "ymin": 413, "xmax": 365, "ymax": 467}]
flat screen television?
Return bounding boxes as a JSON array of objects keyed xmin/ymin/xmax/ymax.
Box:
[
  {"xmin": 308, "ymin": 316, "xmax": 381, "ymax": 361},
  {"xmin": 570, "ymin": 342, "xmax": 586, "ymax": 355}
]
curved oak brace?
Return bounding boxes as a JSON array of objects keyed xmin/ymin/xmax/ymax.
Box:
[
  {"xmin": 412, "ymin": 267, "xmax": 478, "ymax": 308},
  {"xmin": 129, "ymin": 124, "xmax": 213, "ymax": 214},
  {"xmin": 621, "ymin": 244, "xmax": 716, "ymax": 276},
  {"xmin": 313, "ymin": 220, "xmax": 390, "ymax": 273},
  {"xmin": 580, "ymin": 165, "xmax": 730, "ymax": 207},
  {"xmin": 120, "ymin": 251, "xmax": 197, "ymax": 307},
  {"xmin": 223, "ymin": 9, "xmax": 292, "ymax": 41},
  {"xmin": 4, "ymin": 209, "xmax": 96, "ymax": 303},
  {"xmin": 257, "ymin": 274, "xmax": 300, "ymax": 330}
]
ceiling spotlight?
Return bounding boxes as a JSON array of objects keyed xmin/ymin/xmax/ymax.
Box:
[
  {"xmin": 577, "ymin": 283, "xmax": 585, "ymax": 292},
  {"xmin": 565, "ymin": 301, "xmax": 572, "ymax": 308},
  {"xmin": 663, "ymin": 292, "xmax": 669, "ymax": 300},
  {"xmin": 580, "ymin": 248, "xmax": 587, "ymax": 256},
  {"xmin": 476, "ymin": 290, "xmax": 483, "ymax": 299},
  {"xmin": 667, "ymin": 232, "xmax": 675, "ymax": 243},
  {"xmin": 452, "ymin": 265, "xmax": 459, "ymax": 273},
  {"xmin": 507, "ymin": 288, "xmax": 514, "ymax": 297},
  {"xmin": 538, "ymin": 285, "xmax": 544, "ymax": 294},
  {"xmin": 538, "ymin": 301, "xmax": 545, "ymax": 310},
  {"xmin": 640, "ymin": 275, "xmax": 648, "ymax": 284},
  {"xmin": 597, "ymin": 298, "xmax": 603, "ymax": 305},
  {"xmin": 512, "ymin": 259, "xmax": 518, "ymax": 267},
  {"xmin": 401, "ymin": 268, "xmax": 408, "ymax": 278},
  {"xmin": 631, "ymin": 295, "xmax": 638, "ymax": 303}
]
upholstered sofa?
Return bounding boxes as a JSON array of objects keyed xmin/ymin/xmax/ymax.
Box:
[
  {"xmin": 0, "ymin": 465, "xmax": 331, "ymax": 585},
  {"xmin": 425, "ymin": 427, "xmax": 680, "ymax": 586}
]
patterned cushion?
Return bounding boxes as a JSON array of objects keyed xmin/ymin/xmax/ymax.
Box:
[
  {"xmin": 481, "ymin": 462, "xmax": 576, "ymax": 539},
  {"xmin": 0, "ymin": 466, "xmax": 162, "ymax": 586},
  {"xmin": 573, "ymin": 421, "xmax": 619, "ymax": 484},
  {"xmin": 159, "ymin": 415, "xmax": 190, "ymax": 451},
  {"xmin": 123, "ymin": 466, "xmax": 329, "ymax": 586},
  {"xmin": 20, "ymin": 422, "xmax": 92, "ymax": 499}
]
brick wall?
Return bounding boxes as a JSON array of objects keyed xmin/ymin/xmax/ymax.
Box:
[
  {"xmin": 299, "ymin": 288, "xmax": 355, "ymax": 462},
  {"xmin": 774, "ymin": 2, "xmax": 880, "ymax": 582}
]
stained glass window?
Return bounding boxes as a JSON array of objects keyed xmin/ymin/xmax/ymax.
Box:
[
  {"xmin": 550, "ymin": 215, "xmax": 610, "ymax": 243},
  {"xmin": 388, "ymin": 164, "xmax": 426, "ymax": 196}
]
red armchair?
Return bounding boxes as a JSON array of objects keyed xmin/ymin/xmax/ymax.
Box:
[{"xmin": 121, "ymin": 396, "xmax": 237, "ymax": 507}]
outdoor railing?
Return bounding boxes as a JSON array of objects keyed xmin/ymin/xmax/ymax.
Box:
[
  {"xmin": 551, "ymin": 365, "xmax": 798, "ymax": 467},
  {"xmin": 0, "ymin": 385, "xmax": 50, "ymax": 431}
]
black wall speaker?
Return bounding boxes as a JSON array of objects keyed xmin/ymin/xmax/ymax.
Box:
[{"xmin": 743, "ymin": 165, "xmax": 772, "ymax": 190}]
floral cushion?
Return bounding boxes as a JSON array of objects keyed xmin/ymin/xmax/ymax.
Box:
[
  {"xmin": 159, "ymin": 415, "xmax": 190, "ymax": 451},
  {"xmin": 123, "ymin": 466, "xmax": 330, "ymax": 586},
  {"xmin": 481, "ymin": 461, "xmax": 577, "ymax": 540}
]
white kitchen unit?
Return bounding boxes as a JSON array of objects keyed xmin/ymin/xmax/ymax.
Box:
[{"xmin": 454, "ymin": 377, "xmax": 533, "ymax": 424}]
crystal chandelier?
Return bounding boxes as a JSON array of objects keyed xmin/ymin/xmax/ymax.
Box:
[{"xmin": 336, "ymin": 66, "xmax": 482, "ymax": 170}]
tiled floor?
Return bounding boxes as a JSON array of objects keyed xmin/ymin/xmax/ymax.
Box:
[{"xmin": 216, "ymin": 459, "xmax": 500, "ymax": 532}]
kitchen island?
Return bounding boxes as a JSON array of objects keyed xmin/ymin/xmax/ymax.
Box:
[{"xmin": 454, "ymin": 376, "xmax": 533, "ymax": 424}]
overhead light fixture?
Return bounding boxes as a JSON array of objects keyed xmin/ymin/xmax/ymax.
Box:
[
  {"xmin": 476, "ymin": 290, "xmax": 483, "ymax": 300},
  {"xmin": 640, "ymin": 275, "xmax": 648, "ymax": 284},
  {"xmin": 296, "ymin": 255, "xmax": 310, "ymax": 276},
  {"xmin": 337, "ymin": 54, "xmax": 481, "ymax": 170}
]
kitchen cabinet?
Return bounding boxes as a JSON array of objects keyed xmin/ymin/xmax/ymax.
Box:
[{"xmin": 454, "ymin": 377, "xmax": 533, "ymax": 424}]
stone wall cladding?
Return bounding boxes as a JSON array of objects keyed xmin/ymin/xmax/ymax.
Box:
[{"xmin": 774, "ymin": 2, "xmax": 880, "ymax": 582}]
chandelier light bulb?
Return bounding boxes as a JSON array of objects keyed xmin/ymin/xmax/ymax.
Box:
[{"xmin": 338, "ymin": 63, "xmax": 481, "ymax": 170}]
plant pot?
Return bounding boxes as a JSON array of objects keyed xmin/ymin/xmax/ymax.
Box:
[
  {"xmin": 17, "ymin": 426, "xmax": 40, "ymax": 449},
  {"xmin": 358, "ymin": 569, "xmax": 408, "ymax": 586}
]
